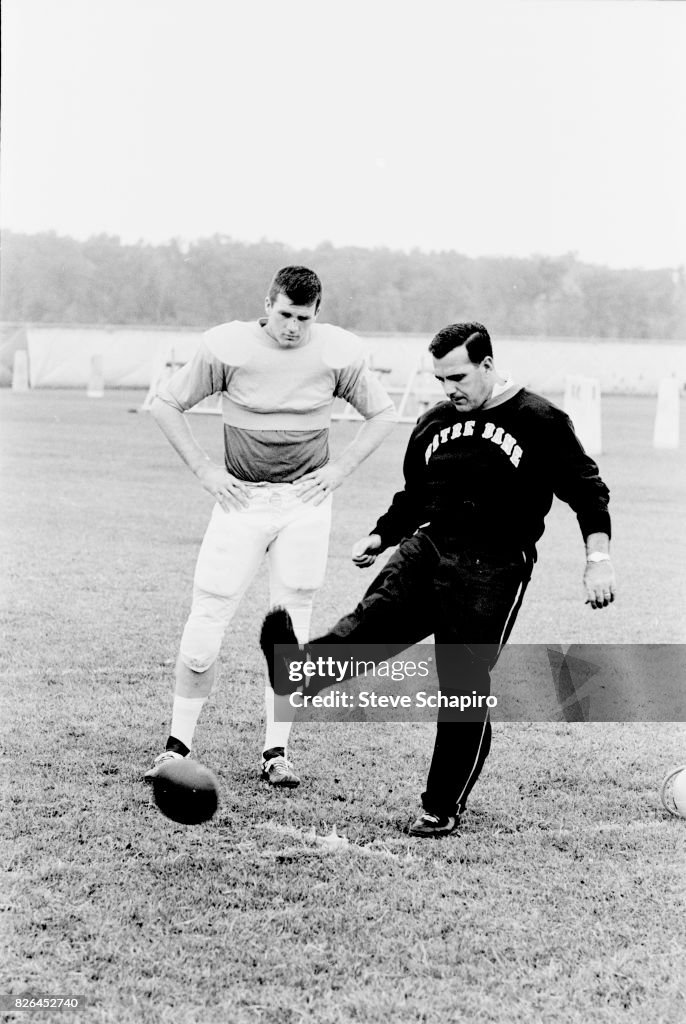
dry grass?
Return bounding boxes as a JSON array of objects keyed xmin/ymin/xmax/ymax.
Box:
[{"xmin": 1, "ymin": 390, "xmax": 685, "ymax": 1023}]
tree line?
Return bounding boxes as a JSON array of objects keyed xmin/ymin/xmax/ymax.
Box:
[{"xmin": 1, "ymin": 231, "xmax": 684, "ymax": 338}]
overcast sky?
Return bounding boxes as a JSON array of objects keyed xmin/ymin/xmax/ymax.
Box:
[{"xmin": 2, "ymin": 0, "xmax": 685, "ymax": 270}]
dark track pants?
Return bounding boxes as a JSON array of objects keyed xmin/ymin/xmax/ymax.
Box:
[{"xmin": 311, "ymin": 530, "xmax": 532, "ymax": 817}]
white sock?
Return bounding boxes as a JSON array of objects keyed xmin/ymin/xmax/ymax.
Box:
[{"xmin": 170, "ymin": 695, "xmax": 207, "ymax": 752}]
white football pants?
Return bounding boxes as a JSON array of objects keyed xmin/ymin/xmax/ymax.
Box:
[{"xmin": 179, "ymin": 483, "xmax": 333, "ymax": 754}]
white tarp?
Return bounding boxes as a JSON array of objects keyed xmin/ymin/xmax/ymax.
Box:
[
  {"xmin": 26, "ymin": 326, "xmax": 204, "ymax": 388},
  {"xmin": 21, "ymin": 324, "xmax": 686, "ymax": 394},
  {"xmin": 359, "ymin": 335, "xmax": 686, "ymax": 395}
]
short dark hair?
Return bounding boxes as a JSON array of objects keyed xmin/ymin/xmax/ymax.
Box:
[
  {"xmin": 429, "ymin": 322, "xmax": 493, "ymax": 363},
  {"xmin": 268, "ymin": 266, "xmax": 322, "ymax": 310}
]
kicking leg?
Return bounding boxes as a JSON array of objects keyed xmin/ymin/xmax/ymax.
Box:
[{"xmin": 262, "ymin": 531, "xmax": 440, "ymax": 698}]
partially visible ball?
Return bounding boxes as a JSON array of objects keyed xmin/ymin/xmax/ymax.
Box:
[
  {"xmin": 152, "ymin": 759, "xmax": 219, "ymax": 825},
  {"xmin": 660, "ymin": 765, "xmax": 686, "ymax": 818},
  {"xmin": 672, "ymin": 768, "xmax": 686, "ymax": 817}
]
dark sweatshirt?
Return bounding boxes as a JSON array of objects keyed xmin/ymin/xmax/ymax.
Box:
[{"xmin": 372, "ymin": 387, "xmax": 611, "ymax": 558}]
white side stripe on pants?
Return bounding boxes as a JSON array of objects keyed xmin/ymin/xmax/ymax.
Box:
[
  {"xmin": 455, "ymin": 711, "xmax": 490, "ymax": 814},
  {"xmin": 456, "ymin": 555, "xmax": 530, "ymax": 812}
]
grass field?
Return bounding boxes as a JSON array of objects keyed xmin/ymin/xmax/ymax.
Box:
[{"xmin": 1, "ymin": 390, "xmax": 685, "ymax": 1024}]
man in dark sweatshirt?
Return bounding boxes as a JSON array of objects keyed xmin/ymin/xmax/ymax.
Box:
[{"xmin": 261, "ymin": 321, "xmax": 616, "ymax": 837}]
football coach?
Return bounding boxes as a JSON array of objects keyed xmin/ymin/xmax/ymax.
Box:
[{"xmin": 261, "ymin": 321, "xmax": 615, "ymax": 837}]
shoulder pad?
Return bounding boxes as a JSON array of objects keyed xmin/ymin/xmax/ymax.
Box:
[
  {"xmin": 318, "ymin": 325, "xmax": 365, "ymax": 369},
  {"xmin": 203, "ymin": 322, "xmax": 254, "ymax": 366}
]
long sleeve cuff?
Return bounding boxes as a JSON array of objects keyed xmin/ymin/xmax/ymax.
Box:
[{"xmin": 578, "ymin": 509, "xmax": 611, "ymax": 541}]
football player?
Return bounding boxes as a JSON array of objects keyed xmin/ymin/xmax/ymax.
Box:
[
  {"xmin": 261, "ymin": 321, "xmax": 615, "ymax": 834},
  {"xmin": 145, "ymin": 266, "xmax": 396, "ymax": 787}
]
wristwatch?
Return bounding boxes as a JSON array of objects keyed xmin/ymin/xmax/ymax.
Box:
[{"xmin": 586, "ymin": 551, "xmax": 611, "ymax": 563}]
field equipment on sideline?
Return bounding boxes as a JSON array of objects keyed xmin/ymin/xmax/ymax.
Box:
[
  {"xmin": 564, "ymin": 375, "xmax": 602, "ymax": 455},
  {"xmin": 653, "ymin": 377, "xmax": 680, "ymax": 450},
  {"xmin": 11, "ymin": 350, "xmax": 30, "ymax": 392},
  {"xmin": 86, "ymin": 354, "xmax": 105, "ymax": 398}
]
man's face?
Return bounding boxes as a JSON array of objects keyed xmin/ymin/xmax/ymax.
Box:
[
  {"xmin": 263, "ymin": 292, "xmax": 319, "ymax": 348},
  {"xmin": 433, "ymin": 346, "xmax": 494, "ymax": 411}
]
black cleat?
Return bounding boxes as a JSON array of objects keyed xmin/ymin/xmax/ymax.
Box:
[
  {"xmin": 143, "ymin": 749, "xmax": 188, "ymax": 783},
  {"xmin": 261, "ymin": 753, "xmax": 301, "ymax": 787},
  {"xmin": 407, "ymin": 812, "xmax": 459, "ymax": 838},
  {"xmin": 260, "ymin": 607, "xmax": 301, "ymax": 695}
]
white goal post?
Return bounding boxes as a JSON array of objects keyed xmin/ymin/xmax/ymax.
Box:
[
  {"xmin": 331, "ymin": 352, "xmax": 443, "ymax": 424},
  {"xmin": 141, "ymin": 349, "xmax": 443, "ymax": 423}
]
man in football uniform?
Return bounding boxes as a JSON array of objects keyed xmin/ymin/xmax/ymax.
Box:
[
  {"xmin": 261, "ymin": 321, "xmax": 615, "ymax": 833},
  {"xmin": 144, "ymin": 266, "xmax": 396, "ymax": 787}
]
